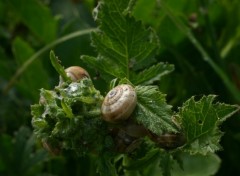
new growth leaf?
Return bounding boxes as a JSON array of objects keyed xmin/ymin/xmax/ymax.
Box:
[{"xmin": 81, "ymin": 0, "xmax": 173, "ymax": 84}]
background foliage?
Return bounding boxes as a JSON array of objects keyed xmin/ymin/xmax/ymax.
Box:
[{"xmin": 1, "ymin": 0, "xmax": 240, "ymax": 175}]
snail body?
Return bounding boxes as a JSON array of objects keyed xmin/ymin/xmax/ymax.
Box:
[
  {"xmin": 101, "ymin": 84, "xmax": 137, "ymax": 123},
  {"xmin": 114, "ymin": 129, "xmax": 141, "ymax": 153},
  {"xmin": 59, "ymin": 66, "xmax": 90, "ymax": 84},
  {"xmin": 109, "ymin": 127, "xmax": 142, "ymax": 153},
  {"xmin": 148, "ymin": 132, "xmax": 186, "ymax": 150},
  {"xmin": 120, "ymin": 121, "xmax": 148, "ymax": 138}
]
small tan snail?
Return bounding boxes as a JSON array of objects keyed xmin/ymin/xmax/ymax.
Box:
[
  {"xmin": 59, "ymin": 66, "xmax": 90, "ymax": 84},
  {"xmin": 101, "ymin": 84, "xmax": 137, "ymax": 123}
]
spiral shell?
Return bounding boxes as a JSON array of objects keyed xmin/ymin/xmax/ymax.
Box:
[
  {"xmin": 59, "ymin": 66, "xmax": 90, "ymax": 84},
  {"xmin": 101, "ymin": 84, "xmax": 137, "ymax": 123}
]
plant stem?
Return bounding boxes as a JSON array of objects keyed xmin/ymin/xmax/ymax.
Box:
[
  {"xmin": 199, "ymin": 0, "xmax": 222, "ymax": 64},
  {"xmin": 159, "ymin": 1, "xmax": 240, "ymax": 102},
  {"xmin": 3, "ymin": 28, "xmax": 97, "ymax": 94}
]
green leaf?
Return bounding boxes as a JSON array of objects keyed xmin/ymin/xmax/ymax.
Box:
[
  {"xmin": 0, "ymin": 134, "xmax": 13, "ymax": 172},
  {"xmin": 130, "ymin": 63, "xmax": 174, "ymax": 85},
  {"xmin": 159, "ymin": 152, "xmax": 172, "ymax": 176},
  {"xmin": 50, "ymin": 50, "xmax": 70, "ymax": 83},
  {"xmin": 12, "ymin": 37, "xmax": 50, "ymax": 101},
  {"xmin": 8, "ymin": 0, "xmax": 57, "ymax": 43},
  {"xmin": 176, "ymin": 95, "xmax": 240, "ymax": 154},
  {"xmin": 124, "ymin": 149, "xmax": 160, "ymax": 170},
  {"xmin": 81, "ymin": 55, "xmax": 125, "ymax": 81},
  {"xmin": 61, "ymin": 99, "xmax": 74, "ymax": 118},
  {"xmin": 171, "ymin": 153, "xmax": 221, "ymax": 176},
  {"xmin": 81, "ymin": 0, "xmax": 159, "ymax": 81},
  {"xmin": 96, "ymin": 152, "xmax": 117, "ymax": 176},
  {"xmin": 0, "ymin": 127, "xmax": 48, "ymax": 175},
  {"xmin": 134, "ymin": 86, "xmax": 179, "ymax": 135}
]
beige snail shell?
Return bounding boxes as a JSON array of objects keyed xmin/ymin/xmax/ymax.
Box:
[
  {"xmin": 59, "ymin": 66, "xmax": 90, "ymax": 84},
  {"xmin": 101, "ymin": 84, "xmax": 137, "ymax": 123}
]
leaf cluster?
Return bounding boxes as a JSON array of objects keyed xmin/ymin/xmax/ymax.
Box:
[
  {"xmin": 1, "ymin": 0, "xmax": 240, "ymax": 176},
  {"xmin": 31, "ymin": 0, "xmax": 240, "ymax": 176},
  {"xmin": 176, "ymin": 95, "xmax": 240, "ymax": 155},
  {"xmin": 31, "ymin": 78, "xmax": 106, "ymax": 155}
]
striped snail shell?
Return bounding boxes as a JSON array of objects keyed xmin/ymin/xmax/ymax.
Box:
[
  {"xmin": 101, "ymin": 84, "xmax": 137, "ymax": 123},
  {"xmin": 59, "ymin": 66, "xmax": 90, "ymax": 84}
]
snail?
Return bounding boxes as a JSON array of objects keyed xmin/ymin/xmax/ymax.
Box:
[
  {"xmin": 108, "ymin": 120, "xmax": 147, "ymax": 153},
  {"xmin": 59, "ymin": 66, "xmax": 90, "ymax": 84},
  {"xmin": 109, "ymin": 128, "xmax": 142, "ymax": 153},
  {"xmin": 148, "ymin": 132, "xmax": 186, "ymax": 150},
  {"xmin": 101, "ymin": 84, "xmax": 137, "ymax": 123}
]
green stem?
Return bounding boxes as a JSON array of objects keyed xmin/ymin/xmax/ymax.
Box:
[
  {"xmin": 3, "ymin": 28, "xmax": 97, "ymax": 94},
  {"xmin": 199, "ymin": 0, "xmax": 222, "ymax": 64},
  {"xmin": 159, "ymin": 1, "xmax": 240, "ymax": 102}
]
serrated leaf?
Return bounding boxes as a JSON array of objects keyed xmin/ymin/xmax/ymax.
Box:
[
  {"xmin": 81, "ymin": 55, "xmax": 125, "ymax": 81},
  {"xmin": 171, "ymin": 153, "xmax": 221, "ymax": 176},
  {"xmin": 81, "ymin": 0, "xmax": 159, "ymax": 81},
  {"xmin": 213, "ymin": 102, "xmax": 240, "ymax": 123},
  {"xmin": 177, "ymin": 95, "xmax": 240, "ymax": 154},
  {"xmin": 131, "ymin": 63, "xmax": 174, "ymax": 85},
  {"xmin": 134, "ymin": 86, "xmax": 179, "ymax": 135},
  {"xmin": 159, "ymin": 152, "xmax": 172, "ymax": 176}
]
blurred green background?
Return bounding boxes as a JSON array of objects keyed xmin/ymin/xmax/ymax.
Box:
[{"xmin": 1, "ymin": 0, "xmax": 240, "ymax": 175}]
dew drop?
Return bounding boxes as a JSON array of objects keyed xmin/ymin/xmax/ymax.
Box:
[{"xmin": 69, "ymin": 83, "xmax": 78, "ymax": 92}]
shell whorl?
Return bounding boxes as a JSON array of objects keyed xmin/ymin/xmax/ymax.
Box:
[
  {"xmin": 59, "ymin": 66, "xmax": 90, "ymax": 85},
  {"xmin": 101, "ymin": 84, "xmax": 137, "ymax": 123},
  {"xmin": 65, "ymin": 66, "xmax": 89, "ymax": 81}
]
